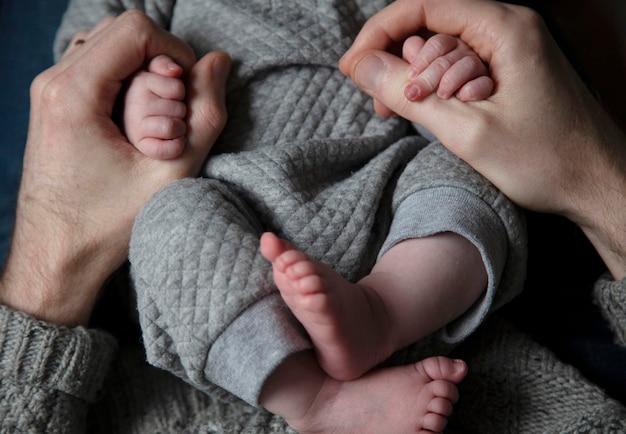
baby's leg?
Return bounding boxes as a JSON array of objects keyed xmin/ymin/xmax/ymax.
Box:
[
  {"xmin": 260, "ymin": 350, "xmax": 467, "ymax": 434},
  {"xmin": 260, "ymin": 232, "xmax": 486, "ymax": 381},
  {"xmin": 123, "ymin": 54, "xmax": 188, "ymax": 159},
  {"xmin": 260, "ymin": 232, "xmax": 394, "ymax": 380},
  {"xmin": 403, "ymin": 34, "xmax": 494, "ymax": 102}
]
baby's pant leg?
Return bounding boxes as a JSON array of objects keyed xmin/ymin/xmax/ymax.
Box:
[{"xmin": 130, "ymin": 178, "xmax": 311, "ymax": 405}]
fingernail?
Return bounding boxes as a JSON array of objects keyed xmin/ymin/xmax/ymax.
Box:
[
  {"xmin": 404, "ymin": 83, "xmax": 421, "ymax": 102},
  {"xmin": 355, "ymin": 55, "xmax": 386, "ymax": 92},
  {"xmin": 407, "ymin": 66, "xmax": 418, "ymax": 81},
  {"xmin": 453, "ymin": 359, "xmax": 466, "ymax": 373},
  {"xmin": 213, "ymin": 54, "xmax": 232, "ymax": 83},
  {"xmin": 167, "ymin": 61, "xmax": 183, "ymax": 76}
]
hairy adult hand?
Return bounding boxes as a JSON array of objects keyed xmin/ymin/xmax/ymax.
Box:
[
  {"xmin": 340, "ymin": 0, "xmax": 626, "ymax": 278},
  {"xmin": 0, "ymin": 11, "xmax": 231, "ymax": 326}
]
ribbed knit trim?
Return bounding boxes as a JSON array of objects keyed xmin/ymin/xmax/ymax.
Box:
[
  {"xmin": 593, "ymin": 274, "xmax": 626, "ymax": 347},
  {"xmin": 206, "ymin": 293, "xmax": 312, "ymax": 406},
  {"xmin": 0, "ymin": 305, "xmax": 117, "ymax": 402}
]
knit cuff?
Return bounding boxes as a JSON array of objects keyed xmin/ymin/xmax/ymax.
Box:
[
  {"xmin": 593, "ymin": 274, "xmax": 626, "ymax": 347},
  {"xmin": 0, "ymin": 305, "xmax": 117, "ymax": 402},
  {"xmin": 206, "ymin": 293, "xmax": 312, "ymax": 406}
]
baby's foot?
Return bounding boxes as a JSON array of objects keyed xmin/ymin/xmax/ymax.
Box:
[
  {"xmin": 261, "ymin": 351, "xmax": 468, "ymax": 434},
  {"xmin": 260, "ymin": 232, "xmax": 394, "ymax": 381},
  {"xmin": 123, "ymin": 54, "xmax": 188, "ymax": 159}
]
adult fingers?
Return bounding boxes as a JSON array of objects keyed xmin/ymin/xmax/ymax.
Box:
[
  {"xmin": 63, "ymin": 11, "xmax": 195, "ymax": 111},
  {"xmin": 340, "ymin": 0, "xmax": 519, "ymax": 76},
  {"xmin": 31, "ymin": 11, "xmax": 198, "ymax": 162},
  {"xmin": 60, "ymin": 16, "xmax": 117, "ymax": 59},
  {"xmin": 64, "ymin": 31, "xmax": 90, "ymax": 57}
]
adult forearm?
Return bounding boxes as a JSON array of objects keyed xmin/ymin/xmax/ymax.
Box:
[{"xmin": 575, "ymin": 121, "xmax": 626, "ymax": 280}]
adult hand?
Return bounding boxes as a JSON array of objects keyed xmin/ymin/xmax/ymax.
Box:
[
  {"xmin": 340, "ymin": 0, "xmax": 626, "ymax": 279},
  {"xmin": 0, "ymin": 11, "xmax": 231, "ymax": 326}
]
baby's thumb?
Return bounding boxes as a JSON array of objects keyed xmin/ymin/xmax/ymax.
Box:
[{"xmin": 183, "ymin": 51, "xmax": 231, "ymax": 174}]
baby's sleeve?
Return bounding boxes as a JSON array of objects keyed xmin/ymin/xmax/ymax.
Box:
[{"xmin": 387, "ymin": 141, "xmax": 528, "ymax": 343}]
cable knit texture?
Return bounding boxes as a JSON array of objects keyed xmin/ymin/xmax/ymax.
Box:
[
  {"xmin": 593, "ymin": 275, "xmax": 626, "ymax": 346},
  {"xmin": 0, "ymin": 306, "xmax": 116, "ymax": 432}
]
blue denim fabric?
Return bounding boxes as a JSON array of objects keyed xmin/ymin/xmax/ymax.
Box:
[{"xmin": 0, "ymin": 0, "xmax": 69, "ymax": 266}]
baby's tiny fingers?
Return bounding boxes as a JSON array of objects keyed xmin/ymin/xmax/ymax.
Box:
[
  {"xmin": 456, "ymin": 76, "xmax": 494, "ymax": 102},
  {"xmin": 407, "ymin": 34, "xmax": 457, "ymax": 79},
  {"xmin": 146, "ymin": 97, "xmax": 187, "ymax": 119},
  {"xmin": 402, "ymin": 35, "xmax": 426, "ymax": 71},
  {"xmin": 141, "ymin": 115, "xmax": 187, "ymax": 141},
  {"xmin": 146, "ymin": 72, "xmax": 186, "ymax": 100},
  {"xmin": 438, "ymin": 55, "xmax": 490, "ymax": 99},
  {"xmin": 148, "ymin": 54, "xmax": 183, "ymax": 78}
]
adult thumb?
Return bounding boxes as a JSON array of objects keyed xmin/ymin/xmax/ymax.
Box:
[
  {"xmin": 349, "ymin": 50, "xmax": 464, "ymax": 139},
  {"xmin": 183, "ymin": 51, "xmax": 231, "ymax": 175}
]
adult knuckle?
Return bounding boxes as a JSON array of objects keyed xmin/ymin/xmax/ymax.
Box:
[
  {"xmin": 512, "ymin": 5, "xmax": 543, "ymax": 29},
  {"xmin": 117, "ymin": 10, "xmax": 156, "ymax": 44},
  {"xmin": 36, "ymin": 72, "xmax": 71, "ymax": 110},
  {"xmin": 30, "ymin": 72, "xmax": 49, "ymax": 100},
  {"xmin": 119, "ymin": 9, "xmax": 153, "ymax": 29}
]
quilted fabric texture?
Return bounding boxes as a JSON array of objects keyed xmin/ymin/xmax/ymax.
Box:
[{"xmin": 126, "ymin": 0, "xmax": 527, "ymax": 405}]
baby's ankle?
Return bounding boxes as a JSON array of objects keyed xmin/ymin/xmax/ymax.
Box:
[{"xmin": 259, "ymin": 351, "xmax": 329, "ymax": 426}]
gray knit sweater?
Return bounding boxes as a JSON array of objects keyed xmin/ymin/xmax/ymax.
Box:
[{"xmin": 0, "ymin": 0, "xmax": 623, "ymax": 432}]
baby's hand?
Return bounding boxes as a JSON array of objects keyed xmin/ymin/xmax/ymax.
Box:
[
  {"xmin": 402, "ymin": 34, "xmax": 494, "ymax": 102},
  {"xmin": 123, "ymin": 54, "xmax": 187, "ymax": 160}
]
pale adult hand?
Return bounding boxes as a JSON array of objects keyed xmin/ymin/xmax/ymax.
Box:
[
  {"xmin": 340, "ymin": 0, "xmax": 626, "ymax": 279},
  {"xmin": 0, "ymin": 11, "xmax": 231, "ymax": 326}
]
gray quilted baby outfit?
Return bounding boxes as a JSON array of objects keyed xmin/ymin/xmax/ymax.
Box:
[{"xmin": 56, "ymin": 0, "xmax": 526, "ymax": 406}]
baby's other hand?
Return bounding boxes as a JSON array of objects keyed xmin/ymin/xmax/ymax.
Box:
[{"xmin": 123, "ymin": 54, "xmax": 188, "ymax": 160}]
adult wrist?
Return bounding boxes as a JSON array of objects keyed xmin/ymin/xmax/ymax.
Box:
[
  {"xmin": 570, "ymin": 122, "xmax": 626, "ymax": 279},
  {"xmin": 0, "ymin": 210, "xmax": 122, "ymax": 327}
]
